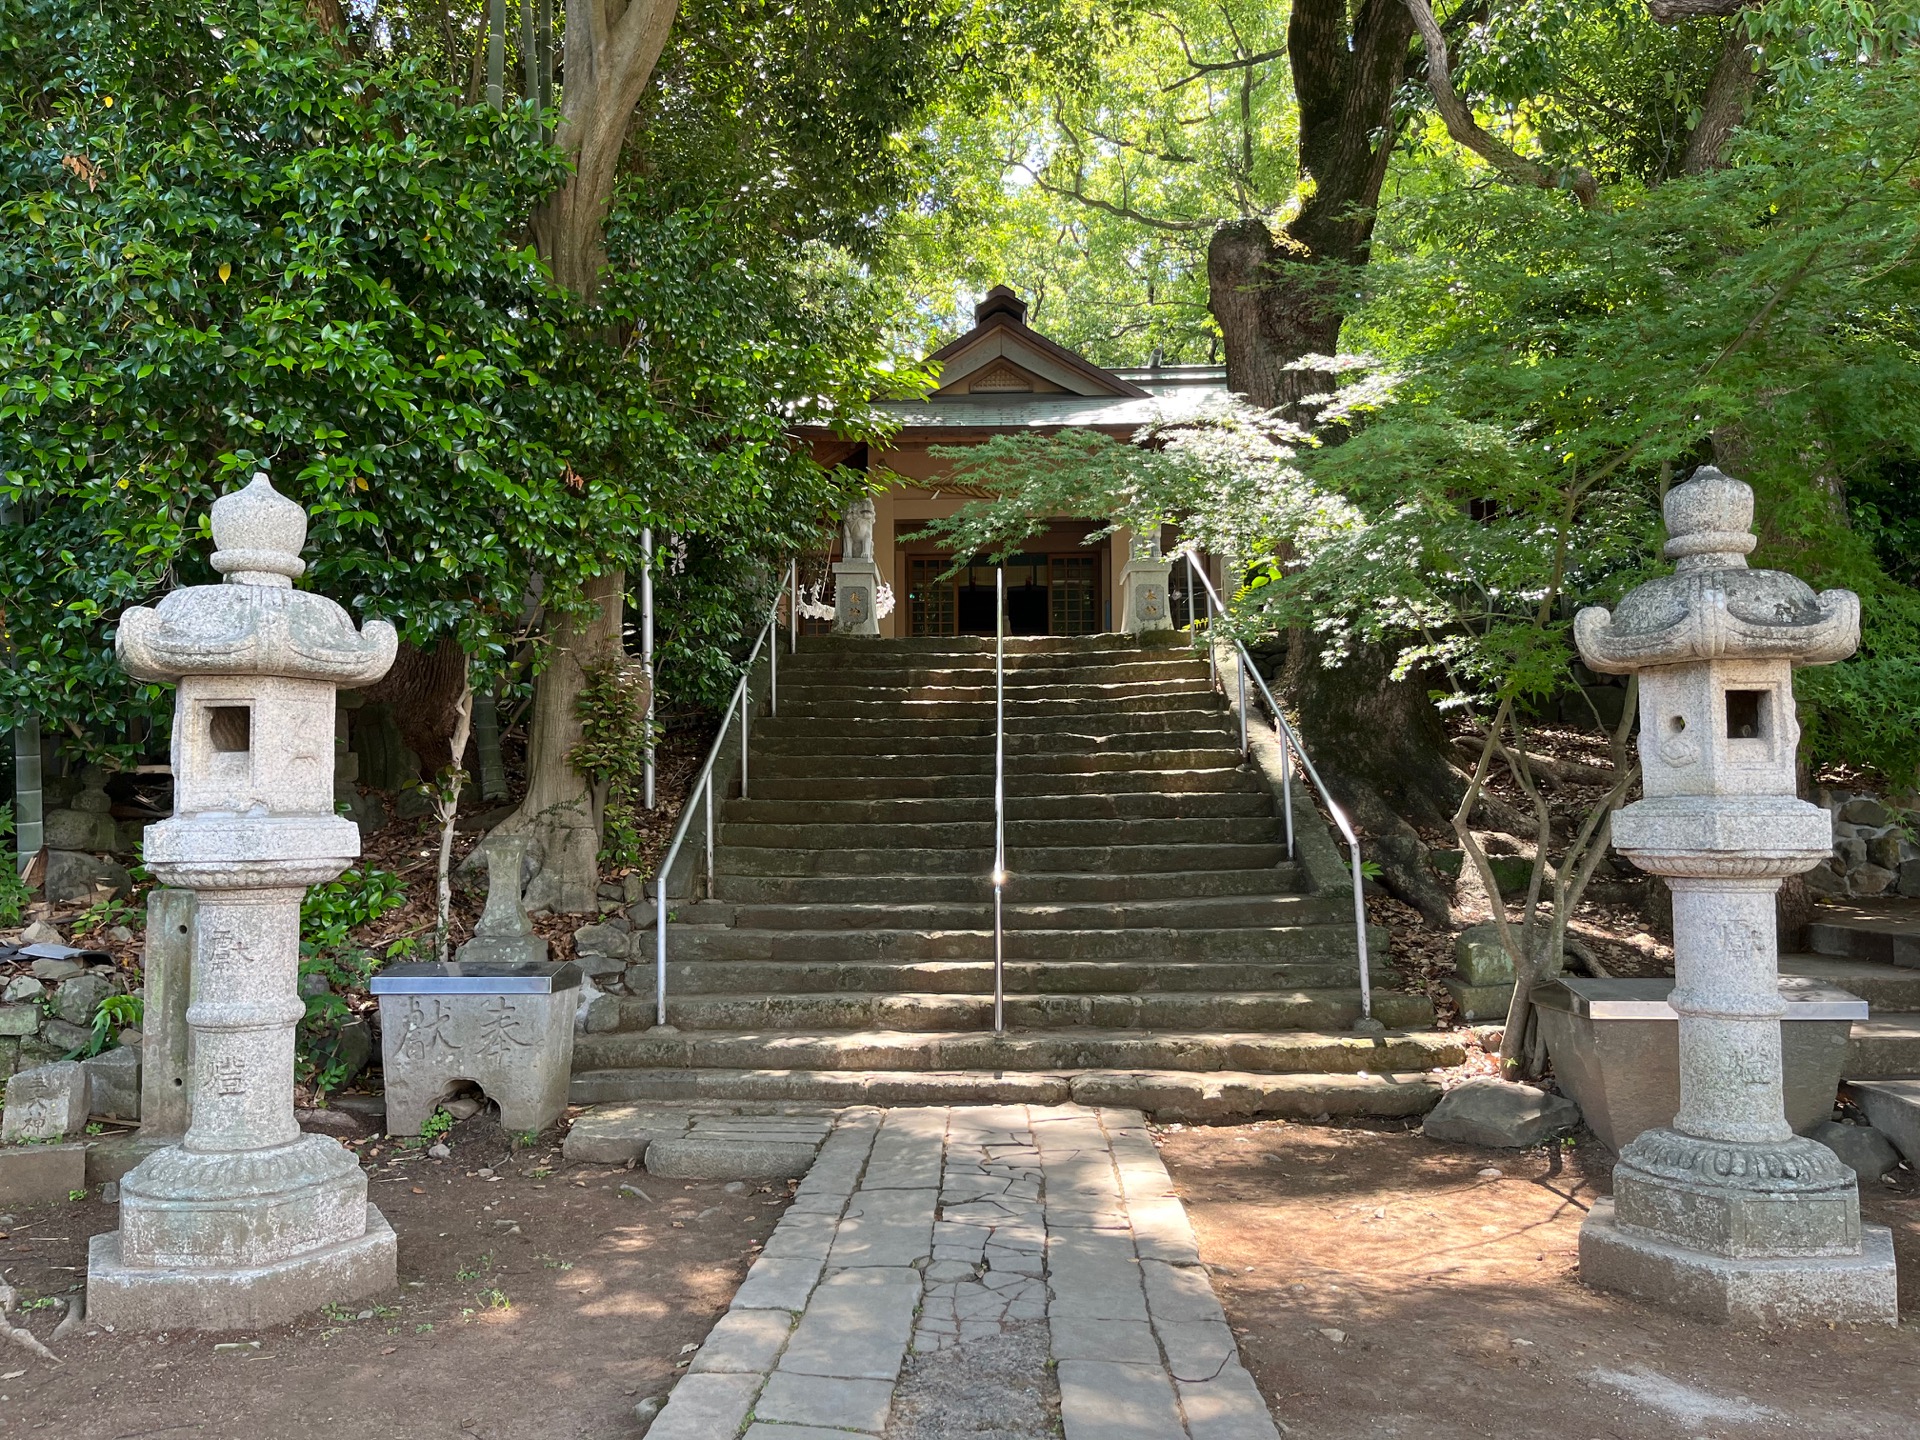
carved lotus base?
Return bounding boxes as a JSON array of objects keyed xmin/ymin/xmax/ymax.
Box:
[
  {"xmin": 1612, "ymin": 1128, "xmax": 1863, "ymax": 1260},
  {"xmin": 115, "ymin": 1132, "xmax": 372, "ymax": 1270}
]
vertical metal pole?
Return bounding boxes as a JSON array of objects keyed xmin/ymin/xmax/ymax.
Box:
[
  {"xmin": 486, "ymin": 0, "xmax": 504, "ymax": 108},
  {"xmin": 655, "ymin": 862, "xmax": 668, "ymax": 1028},
  {"xmin": 740, "ymin": 683, "xmax": 750, "ymax": 798},
  {"xmin": 790, "ymin": 560, "xmax": 798, "ymax": 655},
  {"xmin": 519, "ymin": 0, "xmax": 537, "ymax": 117},
  {"xmin": 641, "ymin": 528, "xmax": 656, "ymax": 810},
  {"xmin": 770, "ymin": 617, "xmax": 778, "ymax": 717},
  {"xmin": 1205, "ymin": 568, "xmax": 1218, "ymax": 688},
  {"xmin": 1353, "ymin": 843, "xmax": 1373, "ymax": 1024},
  {"xmin": 1236, "ymin": 656, "xmax": 1248, "ymax": 757},
  {"xmin": 1185, "ymin": 561, "xmax": 1196, "ymax": 644},
  {"xmin": 13, "ymin": 718, "xmax": 41, "ymax": 871},
  {"xmin": 537, "ymin": 0, "xmax": 553, "ymax": 121},
  {"xmin": 704, "ymin": 774, "xmax": 715, "ymax": 894},
  {"xmin": 1279, "ymin": 721, "xmax": 1295, "ymax": 858},
  {"xmin": 993, "ymin": 567, "xmax": 1006, "ymax": 1035}
]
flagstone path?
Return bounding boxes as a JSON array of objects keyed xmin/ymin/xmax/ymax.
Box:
[{"xmin": 642, "ymin": 1103, "xmax": 1279, "ymax": 1440}]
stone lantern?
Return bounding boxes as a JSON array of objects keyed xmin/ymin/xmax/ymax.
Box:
[
  {"xmin": 1573, "ymin": 465, "xmax": 1895, "ymax": 1324},
  {"xmin": 86, "ymin": 473, "xmax": 400, "ymax": 1330}
]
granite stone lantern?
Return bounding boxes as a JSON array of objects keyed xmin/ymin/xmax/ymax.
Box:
[
  {"xmin": 86, "ymin": 473, "xmax": 400, "ymax": 1331},
  {"xmin": 1573, "ymin": 465, "xmax": 1896, "ymax": 1325}
]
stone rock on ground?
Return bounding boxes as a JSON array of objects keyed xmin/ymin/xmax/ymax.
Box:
[
  {"xmin": 1453, "ymin": 923, "xmax": 1515, "ymax": 987},
  {"xmin": 1, "ymin": 1061, "xmax": 90, "ymax": 1142},
  {"xmin": 43, "ymin": 851, "xmax": 133, "ymax": 906},
  {"xmin": 83, "ymin": 1045, "xmax": 140, "ymax": 1121},
  {"xmin": 1422, "ymin": 1078, "xmax": 1580, "ymax": 1149},
  {"xmin": 18, "ymin": 921, "xmax": 64, "ymax": 947},
  {"xmin": 50, "ymin": 972, "xmax": 111, "ymax": 1026},
  {"xmin": 1810, "ymin": 1120, "xmax": 1902, "ymax": 1181}
]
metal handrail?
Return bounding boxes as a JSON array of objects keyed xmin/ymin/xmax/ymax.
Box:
[
  {"xmin": 650, "ymin": 560, "xmax": 797, "ymax": 1029},
  {"xmin": 1177, "ymin": 550, "xmax": 1375, "ymax": 1027},
  {"xmin": 992, "ymin": 567, "xmax": 1007, "ymax": 1034}
]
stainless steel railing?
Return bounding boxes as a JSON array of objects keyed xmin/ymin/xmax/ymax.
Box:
[
  {"xmin": 650, "ymin": 560, "xmax": 797, "ymax": 1029},
  {"xmin": 1177, "ymin": 551, "xmax": 1374, "ymax": 1026},
  {"xmin": 992, "ymin": 566, "xmax": 1007, "ymax": 1034}
]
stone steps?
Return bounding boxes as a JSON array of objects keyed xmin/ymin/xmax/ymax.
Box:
[
  {"xmin": 580, "ymin": 632, "xmax": 1428, "ymax": 1119},
  {"xmin": 1844, "ymin": 1015, "xmax": 1920, "ymax": 1078},
  {"xmin": 776, "ymin": 681, "xmax": 1218, "ymax": 709},
  {"xmin": 662, "ymin": 923, "xmax": 1378, "ymax": 964},
  {"xmin": 753, "ymin": 713, "xmax": 1234, "ymax": 741},
  {"xmin": 716, "ymin": 842, "xmax": 1291, "ymax": 876},
  {"xmin": 711, "ymin": 866, "xmax": 1299, "ymax": 904},
  {"xmin": 679, "ymin": 893, "xmax": 1343, "ymax": 931},
  {"xmin": 602, "ymin": 987, "xmax": 1433, "ymax": 1033},
  {"xmin": 716, "ymin": 817, "xmax": 1283, "ymax": 849},
  {"xmin": 751, "ymin": 748, "xmax": 1240, "ymax": 778},
  {"xmin": 617, "ymin": 957, "xmax": 1368, "ymax": 997},
  {"xmin": 567, "ymin": 1067, "xmax": 1444, "ymax": 1123},
  {"xmin": 721, "ymin": 790, "xmax": 1274, "ymax": 824},
  {"xmin": 573, "ymin": 1025, "xmax": 1465, "ymax": 1077},
  {"xmin": 741, "ymin": 767, "xmax": 1260, "ymax": 801}
]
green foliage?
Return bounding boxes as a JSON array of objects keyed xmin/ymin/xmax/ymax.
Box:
[
  {"xmin": 910, "ymin": 398, "xmax": 1357, "ymax": 585},
  {"xmin": 301, "ymin": 867, "xmax": 407, "ymax": 954},
  {"xmin": 0, "ymin": 0, "xmax": 925, "ymax": 762},
  {"xmin": 570, "ymin": 658, "xmax": 656, "ymax": 870},
  {"xmin": 0, "ymin": 807, "xmax": 30, "ymax": 926},
  {"xmin": 296, "ymin": 865, "xmax": 405, "ymax": 1094},
  {"xmin": 417, "ymin": 1107, "xmax": 453, "ymax": 1145},
  {"xmin": 86, "ymin": 992, "xmax": 142, "ymax": 1058}
]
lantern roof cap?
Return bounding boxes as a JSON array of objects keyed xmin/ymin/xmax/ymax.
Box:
[
  {"xmin": 1574, "ymin": 466, "xmax": 1859, "ymax": 673},
  {"xmin": 115, "ymin": 475, "xmax": 396, "ymax": 686}
]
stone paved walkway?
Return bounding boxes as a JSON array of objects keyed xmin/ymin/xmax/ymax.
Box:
[{"xmin": 644, "ymin": 1104, "xmax": 1278, "ymax": 1440}]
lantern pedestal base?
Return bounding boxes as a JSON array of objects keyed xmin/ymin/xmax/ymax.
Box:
[
  {"xmin": 1580, "ymin": 1199, "xmax": 1896, "ymax": 1326},
  {"xmin": 86, "ymin": 1203, "xmax": 396, "ymax": 1332}
]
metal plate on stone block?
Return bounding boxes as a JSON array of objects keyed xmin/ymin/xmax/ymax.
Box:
[
  {"xmin": 1531, "ymin": 976, "xmax": 1867, "ymax": 1022},
  {"xmin": 369, "ymin": 961, "xmax": 582, "ymax": 995}
]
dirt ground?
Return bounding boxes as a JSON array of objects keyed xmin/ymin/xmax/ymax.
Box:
[
  {"xmin": 1159, "ymin": 1120, "xmax": 1920, "ymax": 1440},
  {"xmin": 0, "ymin": 1109, "xmax": 789, "ymax": 1440}
]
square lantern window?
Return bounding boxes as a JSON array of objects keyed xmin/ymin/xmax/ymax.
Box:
[
  {"xmin": 1725, "ymin": 689, "xmax": 1766, "ymax": 741},
  {"xmin": 208, "ymin": 705, "xmax": 252, "ymax": 753}
]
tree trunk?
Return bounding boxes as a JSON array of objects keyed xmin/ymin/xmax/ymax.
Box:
[
  {"xmin": 491, "ymin": 571, "xmax": 625, "ymax": 914},
  {"xmin": 1285, "ymin": 638, "xmax": 1464, "ymax": 924},
  {"xmin": 1206, "ymin": 222, "xmax": 1343, "ymax": 414},
  {"xmin": 498, "ymin": 0, "xmax": 678, "ymax": 912},
  {"xmin": 1682, "ymin": 19, "xmax": 1756, "ymax": 175},
  {"xmin": 1205, "ymin": 0, "xmax": 1414, "ymax": 412}
]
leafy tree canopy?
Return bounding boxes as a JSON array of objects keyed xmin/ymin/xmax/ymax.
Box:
[{"xmin": 0, "ymin": 0, "xmax": 919, "ymax": 753}]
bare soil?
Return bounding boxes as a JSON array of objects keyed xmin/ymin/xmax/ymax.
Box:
[
  {"xmin": 1159, "ymin": 1119, "xmax": 1920, "ymax": 1440},
  {"xmin": 0, "ymin": 1110, "xmax": 788, "ymax": 1440}
]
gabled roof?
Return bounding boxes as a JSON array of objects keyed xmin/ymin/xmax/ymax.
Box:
[{"xmin": 925, "ymin": 287, "xmax": 1151, "ymax": 400}]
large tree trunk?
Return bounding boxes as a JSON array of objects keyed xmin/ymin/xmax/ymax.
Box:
[
  {"xmin": 1285, "ymin": 639, "xmax": 1464, "ymax": 924},
  {"xmin": 1682, "ymin": 19, "xmax": 1757, "ymax": 175},
  {"xmin": 1210, "ymin": 0, "xmax": 1463, "ymax": 925},
  {"xmin": 497, "ymin": 0, "xmax": 678, "ymax": 912},
  {"xmin": 1207, "ymin": 0, "xmax": 1413, "ymax": 412},
  {"xmin": 491, "ymin": 571, "xmax": 625, "ymax": 914}
]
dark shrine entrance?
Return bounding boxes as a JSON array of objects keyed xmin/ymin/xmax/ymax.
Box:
[
  {"xmin": 907, "ymin": 551, "xmax": 1103, "ymax": 636},
  {"xmin": 898, "ymin": 520, "xmax": 1109, "ymax": 638}
]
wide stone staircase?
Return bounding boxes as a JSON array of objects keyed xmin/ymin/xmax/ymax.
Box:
[{"xmin": 571, "ymin": 633, "xmax": 1459, "ymax": 1119}]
